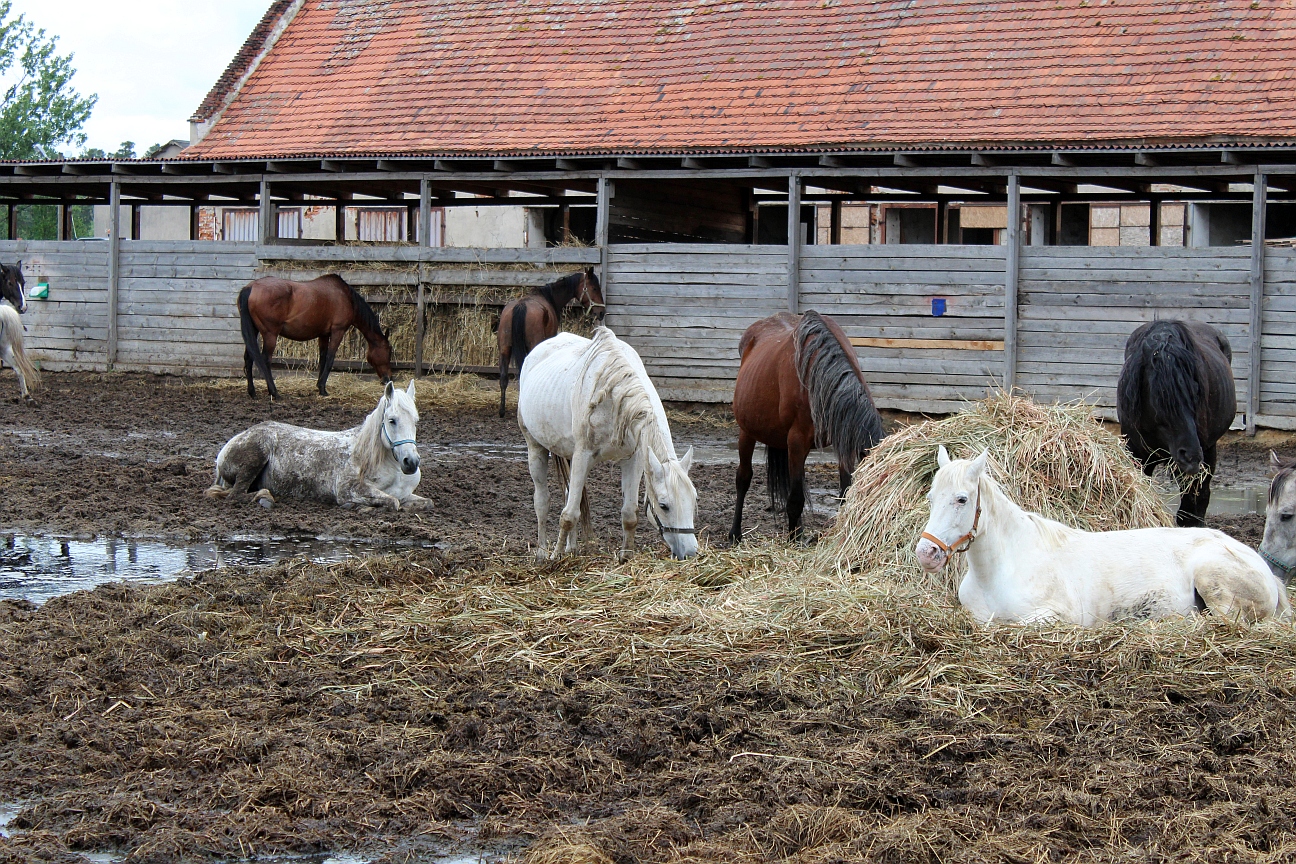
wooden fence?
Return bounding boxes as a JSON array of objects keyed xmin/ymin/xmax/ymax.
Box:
[{"xmin": 6, "ymin": 238, "xmax": 1296, "ymax": 429}]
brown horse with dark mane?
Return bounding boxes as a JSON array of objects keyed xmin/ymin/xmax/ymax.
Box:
[
  {"xmin": 497, "ymin": 268, "xmax": 604, "ymax": 416},
  {"xmin": 238, "ymin": 274, "xmax": 393, "ymax": 400},
  {"xmin": 730, "ymin": 310, "xmax": 885, "ymax": 542}
]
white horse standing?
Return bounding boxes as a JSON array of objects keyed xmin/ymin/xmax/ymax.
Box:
[
  {"xmin": 915, "ymin": 446, "xmax": 1289, "ymax": 625},
  {"xmin": 518, "ymin": 327, "xmax": 698, "ymax": 560},
  {"xmin": 206, "ymin": 380, "xmax": 427, "ymax": 510},
  {"xmin": 0, "ymin": 261, "xmax": 37, "ymax": 403}
]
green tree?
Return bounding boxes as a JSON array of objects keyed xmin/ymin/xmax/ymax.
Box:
[
  {"xmin": 0, "ymin": 0, "xmax": 96, "ymax": 159},
  {"xmin": 80, "ymin": 141, "xmax": 135, "ymax": 161}
]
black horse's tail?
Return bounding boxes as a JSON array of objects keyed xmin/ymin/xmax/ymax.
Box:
[
  {"xmin": 766, "ymin": 446, "xmax": 791, "ymax": 513},
  {"xmin": 511, "ymin": 302, "xmax": 532, "ymax": 380},
  {"xmin": 238, "ymin": 285, "xmax": 273, "ymax": 385}
]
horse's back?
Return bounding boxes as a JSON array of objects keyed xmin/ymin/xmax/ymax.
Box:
[
  {"xmin": 734, "ymin": 313, "xmax": 804, "ymax": 442},
  {"xmin": 517, "ymin": 333, "xmax": 590, "ymax": 455}
]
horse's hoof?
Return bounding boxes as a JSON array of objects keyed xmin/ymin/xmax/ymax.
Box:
[
  {"xmin": 535, "ymin": 548, "xmax": 550, "ymax": 562},
  {"xmin": 253, "ymin": 490, "xmax": 275, "ymax": 509},
  {"xmin": 257, "ymin": 498, "xmax": 274, "ymax": 510},
  {"xmin": 617, "ymin": 549, "xmax": 635, "ymax": 563}
]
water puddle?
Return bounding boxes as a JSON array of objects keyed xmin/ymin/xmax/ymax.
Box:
[{"xmin": 0, "ymin": 535, "xmax": 439, "ymax": 606}]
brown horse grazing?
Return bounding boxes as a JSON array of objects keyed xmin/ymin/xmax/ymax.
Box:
[
  {"xmin": 497, "ymin": 268, "xmax": 604, "ymax": 416},
  {"xmin": 238, "ymin": 275, "xmax": 393, "ymax": 400},
  {"xmin": 730, "ymin": 310, "xmax": 885, "ymax": 543}
]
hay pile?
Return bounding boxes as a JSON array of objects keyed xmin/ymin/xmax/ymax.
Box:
[{"xmin": 822, "ymin": 392, "xmax": 1174, "ymax": 582}]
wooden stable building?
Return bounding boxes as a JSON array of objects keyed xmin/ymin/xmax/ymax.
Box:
[{"xmin": 5, "ymin": 0, "xmax": 1296, "ymax": 429}]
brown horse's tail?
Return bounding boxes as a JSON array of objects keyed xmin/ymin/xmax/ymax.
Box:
[
  {"xmin": 766, "ymin": 446, "xmax": 791, "ymax": 513},
  {"xmin": 238, "ymin": 285, "xmax": 273, "ymax": 384},
  {"xmin": 511, "ymin": 301, "xmax": 532, "ymax": 380},
  {"xmin": 552, "ymin": 454, "xmax": 591, "ymax": 527}
]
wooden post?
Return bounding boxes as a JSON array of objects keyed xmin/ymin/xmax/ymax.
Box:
[
  {"xmin": 596, "ymin": 176, "xmax": 611, "ymax": 290},
  {"xmin": 56, "ymin": 205, "xmax": 66, "ymax": 241},
  {"xmin": 189, "ymin": 204, "xmax": 199, "ymax": 241},
  {"xmin": 561, "ymin": 203, "xmax": 571, "ymax": 244},
  {"xmin": 259, "ymin": 177, "xmax": 274, "ymax": 245},
  {"xmin": 936, "ymin": 199, "xmax": 948, "ymax": 244},
  {"xmin": 830, "ymin": 199, "xmax": 843, "ymax": 245},
  {"xmin": 415, "ymin": 176, "xmax": 431, "ymax": 378},
  {"xmin": 5, "ymin": 204, "xmax": 13, "ymax": 240},
  {"xmin": 1004, "ymin": 174, "xmax": 1021, "ymax": 392},
  {"xmin": 1247, "ymin": 172, "xmax": 1268, "ymax": 435},
  {"xmin": 334, "ymin": 198, "xmax": 347, "ymax": 242},
  {"xmin": 107, "ymin": 180, "xmax": 120, "ymax": 370},
  {"xmin": 787, "ymin": 172, "xmax": 801, "ymax": 314},
  {"xmin": 130, "ymin": 204, "xmax": 141, "ymax": 240},
  {"xmin": 1149, "ymin": 197, "xmax": 1161, "ymax": 247}
]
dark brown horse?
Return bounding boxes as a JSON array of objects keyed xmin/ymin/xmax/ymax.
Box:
[
  {"xmin": 730, "ymin": 310, "xmax": 885, "ymax": 542},
  {"xmin": 497, "ymin": 268, "xmax": 604, "ymax": 416},
  {"xmin": 238, "ymin": 274, "xmax": 393, "ymax": 400}
]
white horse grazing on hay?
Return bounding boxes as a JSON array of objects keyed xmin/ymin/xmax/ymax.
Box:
[
  {"xmin": 206, "ymin": 380, "xmax": 428, "ymax": 510},
  {"xmin": 916, "ymin": 446, "xmax": 1289, "ymax": 625},
  {"xmin": 518, "ymin": 327, "xmax": 698, "ymax": 561}
]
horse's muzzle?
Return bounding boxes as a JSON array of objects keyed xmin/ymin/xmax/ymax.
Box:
[
  {"xmin": 915, "ymin": 538, "xmax": 948, "ymax": 572},
  {"xmin": 401, "ymin": 455, "xmax": 420, "ymax": 475}
]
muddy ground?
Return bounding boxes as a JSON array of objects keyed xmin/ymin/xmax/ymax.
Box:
[
  {"xmin": 0, "ymin": 372, "xmax": 853, "ymax": 554},
  {"xmin": 0, "ymin": 371, "xmax": 1288, "ymax": 552}
]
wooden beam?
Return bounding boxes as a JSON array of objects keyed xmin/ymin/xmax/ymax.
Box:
[
  {"xmin": 787, "ymin": 173, "xmax": 801, "ymax": 314},
  {"xmin": 850, "ymin": 337, "xmax": 1005, "ymax": 351},
  {"xmin": 107, "ymin": 180, "xmax": 120, "ymax": 370},
  {"xmin": 1248, "ymin": 172, "xmax": 1267, "ymax": 435},
  {"xmin": 416, "ymin": 176, "xmax": 431, "ymax": 378},
  {"xmin": 259, "ymin": 176, "xmax": 275, "ymax": 245},
  {"xmin": 1004, "ymin": 174, "xmax": 1021, "ymax": 391},
  {"xmin": 596, "ymin": 175, "xmax": 611, "ymax": 291},
  {"xmin": 1051, "ymin": 153, "xmax": 1077, "ymax": 167}
]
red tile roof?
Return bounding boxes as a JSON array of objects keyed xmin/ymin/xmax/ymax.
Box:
[{"xmin": 186, "ymin": 0, "xmax": 1296, "ymax": 160}]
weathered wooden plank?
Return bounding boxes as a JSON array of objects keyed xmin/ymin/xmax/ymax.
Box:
[
  {"xmin": 260, "ymin": 245, "xmax": 601, "ymax": 265},
  {"xmin": 851, "ymin": 337, "xmax": 1005, "ymax": 351}
]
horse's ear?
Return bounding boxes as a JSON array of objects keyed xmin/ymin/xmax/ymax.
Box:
[
  {"xmin": 647, "ymin": 448, "xmax": 665, "ymax": 482},
  {"xmin": 679, "ymin": 445, "xmax": 694, "ymax": 474},
  {"xmin": 1272, "ymin": 450, "xmax": 1284, "ymax": 474},
  {"xmin": 406, "ymin": 379, "xmax": 417, "ymax": 398},
  {"xmin": 384, "ymin": 380, "xmax": 395, "ymax": 401},
  {"xmin": 968, "ymin": 449, "xmax": 990, "ymax": 478},
  {"xmin": 936, "ymin": 445, "xmax": 951, "ymax": 468}
]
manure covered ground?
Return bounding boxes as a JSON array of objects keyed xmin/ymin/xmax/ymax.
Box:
[
  {"xmin": 2, "ymin": 549, "xmax": 1296, "ymax": 863},
  {"xmin": 1, "ymin": 371, "xmax": 1296, "ymax": 862}
]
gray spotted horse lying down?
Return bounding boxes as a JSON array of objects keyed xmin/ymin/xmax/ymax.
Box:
[{"xmin": 205, "ymin": 380, "xmax": 429, "ymax": 510}]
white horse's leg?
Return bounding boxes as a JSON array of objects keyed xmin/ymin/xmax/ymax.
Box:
[
  {"xmin": 0, "ymin": 343, "xmax": 25, "ymax": 401},
  {"xmin": 618, "ymin": 454, "xmax": 642, "ymax": 563},
  {"xmin": 526, "ymin": 440, "xmax": 553, "ymax": 560},
  {"xmin": 555, "ymin": 449, "xmax": 594, "ymax": 556}
]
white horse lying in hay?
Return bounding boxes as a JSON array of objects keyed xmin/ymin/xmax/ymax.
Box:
[
  {"xmin": 518, "ymin": 327, "xmax": 698, "ymax": 561},
  {"xmin": 206, "ymin": 380, "xmax": 427, "ymax": 510},
  {"xmin": 915, "ymin": 446, "xmax": 1289, "ymax": 625}
]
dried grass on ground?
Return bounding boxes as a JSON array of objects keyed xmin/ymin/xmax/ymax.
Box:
[
  {"xmin": 822, "ymin": 392, "xmax": 1175, "ymax": 585},
  {"xmin": 2, "ymin": 542, "xmax": 1295, "ymax": 862},
  {"xmin": 196, "ymin": 370, "xmax": 512, "ymax": 412}
]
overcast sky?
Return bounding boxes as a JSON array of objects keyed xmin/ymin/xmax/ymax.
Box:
[{"xmin": 12, "ymin": 1, "xmax": 269, "ymax": 154}]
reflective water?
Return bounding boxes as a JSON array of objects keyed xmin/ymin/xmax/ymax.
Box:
[
  {"xmin": 0, "ymin": 535, "xmax": 437, "ymax": 606},
  {"xmin": 1205, "ymin": 485, "xmax": 1269, "ymax": 516}
]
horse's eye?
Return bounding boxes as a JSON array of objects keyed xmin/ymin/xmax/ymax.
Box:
[
  {"xmin": 956, "ymin": 495, "xmax": 968, "ymax": 505},
  {"xmin": 1283, "ymin": 514, "xmax": 1293, "ymax": 522},
  {"xmin": 660, "ymin": 503, "xmax": 670, "ymax": 513}
]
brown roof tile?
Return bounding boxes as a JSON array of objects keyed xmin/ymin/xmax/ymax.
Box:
[{"xmin": 185, "ymin": 0, "xmax": 1296, "ymax": 159}]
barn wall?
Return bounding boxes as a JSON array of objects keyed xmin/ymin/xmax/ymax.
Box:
[
  {"xmin": 116, "ymin": 242, "xmax": 257, "ymax": 374},
  {"xmin": 602, "ymin": 244, "xmax": 787, "ymax": 401},
  {"xmin": 800, "ymin": 245, "xmax": 1006, "ymax": 413},
  {"xmin": 1260, "ymin": 247, "xmax": 1296, "ymax": 424},
  {"xmin": 4, "ymin": 240, "xmax": 110, "ymax": 371},
  {"xmin": 1017, "ymin": 246, "xmax": 1252, "ymax": 416}
]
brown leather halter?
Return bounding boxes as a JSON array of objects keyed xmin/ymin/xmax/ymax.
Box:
[{"xmin": 920, "ymin": 488, "xmax": 982, "ymax": 556}]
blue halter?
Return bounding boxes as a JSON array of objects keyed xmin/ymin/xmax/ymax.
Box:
[{"xmin": 381, "ymin": 421, "xmax": 416, "ymax": 453}]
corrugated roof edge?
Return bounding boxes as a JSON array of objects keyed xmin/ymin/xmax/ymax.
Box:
[{"xmin": 188, "ymin": 0, "xmax": 303, "ymax": 125}]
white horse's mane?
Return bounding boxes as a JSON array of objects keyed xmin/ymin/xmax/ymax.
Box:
[
  {"xmin": 975, "ymin": 470, "xmax": 1080, "ymax": 551},
  {"xmin": 579, "ymin": 327, "xmax": 673, "ymax": 462}
]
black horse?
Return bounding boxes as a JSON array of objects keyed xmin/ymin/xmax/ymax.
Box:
[
  {"xmin": 1117, "ymin": 320, "xmax": 1236, "ymax": 527},
  {"xmin": 0, "ymin": 261, "xmax": 26, "ymax": 312}
]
